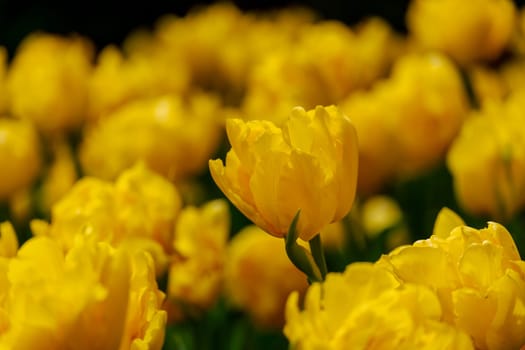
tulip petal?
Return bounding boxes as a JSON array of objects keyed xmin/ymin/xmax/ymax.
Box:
[
  {"xmin": 277, "ymin": 150, "xmax": 337, "ymax": 240},
  {"xmin": 209, "ymin": 156, "xmax": 270, "ymax": 234},
  {"xmin": 432, "ymin": 208, "xmax": 465, "ymax": 239},
  {"xmin": 459, "ymin": 243, "xmax": 503, "ymax": 290},
  {"xmin": 249, "ymin": 150, "xmax": 289, "ymax": 236}
]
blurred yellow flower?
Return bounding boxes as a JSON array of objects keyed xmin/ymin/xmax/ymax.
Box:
[
  {"xmin": 80, "ymin": 94, "xmax": 222, "ymax": 182},
  {"xmin": 155, "ymin": 3, "xmax": 252, "ymax": 102},
  {"xmin": 241, "ymin": 50, "xmax": 321, "ymax": 125},
  {"xmin": 447, "ymin": 92, "xmax": 525, "ymax": 219},
  {"xmin": 87, "ymin": 45, "xmax": 189, "ymax": 121},
  {"xmin": 0, "ymin": 118, "xmax": 42, "ymax": 200},
  {"xmin": 351, "ymin": 17, "xmax": 406, "ymax": 88},
  {"xmin": 242, "ymin": 17, "xmax": 402, "ymax": 124},
  {"xmin": 7, "ymin": 33, "xmax": 93, "ymax": 134},
  {"xmin": 7, "ymin": 187, "xmax": 33, "ymax": 224},
  {"xmin": 510, "ymin": 5, "xmax": 525, "ymax": 55},
  {"xmin": 0, "ymin": 222, "xmax": 18, "ymax": 258},
  {"xmin": 380, "ymin": 208, "xmax": 525, "ymax": 350},
  {"xmin": 210, "ymin": 105, "xmax": 358, "ymax": 241},
  {"xmin": 39, "ymin": 138, "xmax": 78, "ymax": 214},
  {"xmin": 297, "ymin": 18, "xmax": 403, "ymax": 102},
  {"xmin": 167, "ymin": 199, "xmax": 229, "ymax": 319},
  {"xmin": 33, "ymin": 163, "xmax": 181, "ymax": 274},
  {"xmin": 225, "ymin": 225, "xmax": 308, "ymax": 328},
  {"xmin": 342, "ymin": 52, "xmax": 469, "ymax": 194},
  {"xmin": 407, "ymin": 0, "xmax": 516, "ymax": 64},
  {"xmin": 32, "ymin": 177, "xmax": 114, "ymax": 249},
  {"xmin": 153, "ymin": 4, "xmax": 319, "ymax": 109},
  {"xmin": 285, "ymin": 262, "xmax": 474, "ymax": 349},
  {"xmin": 467, "ymin": 65, "xmax": 508, "ymax": 106},
  {"xmin": 113, "ymin": 162, "xmax": 182, "ymax": 251},
  {"xmin": 360, "ymin": 195, "xmax": 403, "ymax": 239},
  {"xmin": 121, "ymin": 250, "xmax": 167, "ymax": 350},
  {"xmin": 0, "ymin": 47, "xmax": 8, "ymax": 114},
  {"xmin": 358, "ymin": 195, "xmax": 411, "ymax": 251},
  {"xmin": 0, "ymin": 236, "xmax": 166, "ymax": 350},
  {"xmin": 0, "ymin": 237, "xmax": 130, "ymax": 349},
  {"xmin": 500, "ymin": 58, "xmax": 525, "ymax": 94},
  {"xmin": 316, "ymin": 220, "xmax": 346, "ymax": 250},
  {"xmin": 340, "ymin": 91, "xmax": 397, "ymax": 195},
  {"xmin": 383, "ymin": 53, "xmax": 470, "ymax": 175}
]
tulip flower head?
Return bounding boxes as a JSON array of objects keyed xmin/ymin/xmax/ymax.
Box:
[
  {"xmin": 210, "ymin": 105, "xmax": 358, "ymax": 242},
  {"xmin": 210, "ymin": 105, "xmax": 358, "ymax": 282},
  {"xmin": 379, "ymin": 208, "xmax": 525, "ymax": 349}
]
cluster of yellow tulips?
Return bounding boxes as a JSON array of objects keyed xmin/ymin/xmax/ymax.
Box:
[{"xmin": 0, "ymin": 0, "xmax": 524, "ymax": 349}]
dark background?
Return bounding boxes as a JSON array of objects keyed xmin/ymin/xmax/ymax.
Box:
[
  {"xmin": 0, "ymin": 0, "xmax": 411, "ymax": 56},
  {"xmin": 1, "ymin": 0, "xmax": 524, "ymax": 57}
]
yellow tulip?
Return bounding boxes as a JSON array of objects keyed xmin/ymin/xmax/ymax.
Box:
[
  {"xmin": 379, "ymin": 208, "xmax": 525, "ymax": 350},
  {"xmin": 0, "ymin": 237, "xmax": 131, "ymax": 349},
  {"xmin": 167, "ymin": 199, "xmax": 229, "ymax": 318},
  {"xmin": 120, "ymin": 250, "xmax": 167, "ymax": 350},
  {"xmin": 407, "ymin": 0, "xmax": 516, "ymax": 64},
  {"xmin": 209, "ymin": 105, "xmax": 358, "ymax": 241},
  {"xmin": 80, "ymin": 94, "xmax": 222, "ymax": 182},
  {"xmin": 33, "ymin": 162, "xmax": 181, "ymax": 275},
  {"xmin": 7, "ymin": 33, "xmax": 93, "ymax": 134},
  {"xmin": 447, "ymin": 92, "xmax": 525, "ymax": 220},
  {"xmin": 0, "ymin": 118, "xmax": 42, "ymax": 200},
  {"xmin": 87, "ymin": 45, "xmax": 189, "ymax": 122},
  {"xmin": 241, "ymin": 18, "xmax": 402, "ymax": 125},
  {"xmin": 0, "ymin": 235, "xmax": 166, "ymax": 350},
  {"xmin": 341, "ymin": 52, "xmax": 469, "ymax": 194},
  {"xmin": 285, "ymin": 262, "xmax": 474, "ymax": 349}
]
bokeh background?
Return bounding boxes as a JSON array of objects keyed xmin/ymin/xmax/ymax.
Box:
[
  {"xmin": 2, "ymin": 1, "xmax": 525, "ymax": 349},
  {"xmin": 3, "ymin": 0, "xmax": 525, "ymax": 272},
  {"xmin": 1, "ymin": 1, "xmax": 411, "ymax": 55}
]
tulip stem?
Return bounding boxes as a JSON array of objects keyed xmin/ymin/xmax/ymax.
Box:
[
  {"xmin": 285, "ymin": 210, "xmax": 323, "ymax": 283},
  {"xmin": 309, "ymin": 234, "xmax": 327, "ymax": 281}
]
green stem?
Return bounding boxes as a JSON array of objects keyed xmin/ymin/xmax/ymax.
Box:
[
  {"xmin": 284, "ymin": 210, "xmax": 323, "ymax": 283},
  {"xmin": 309, "ymin": 234, "xmax": 327, "ymax": 281}
]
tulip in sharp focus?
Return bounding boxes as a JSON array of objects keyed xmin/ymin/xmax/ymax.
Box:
[{"xmin": 209, "ymin": 105, "xmax": 358, "ymax": 241}]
